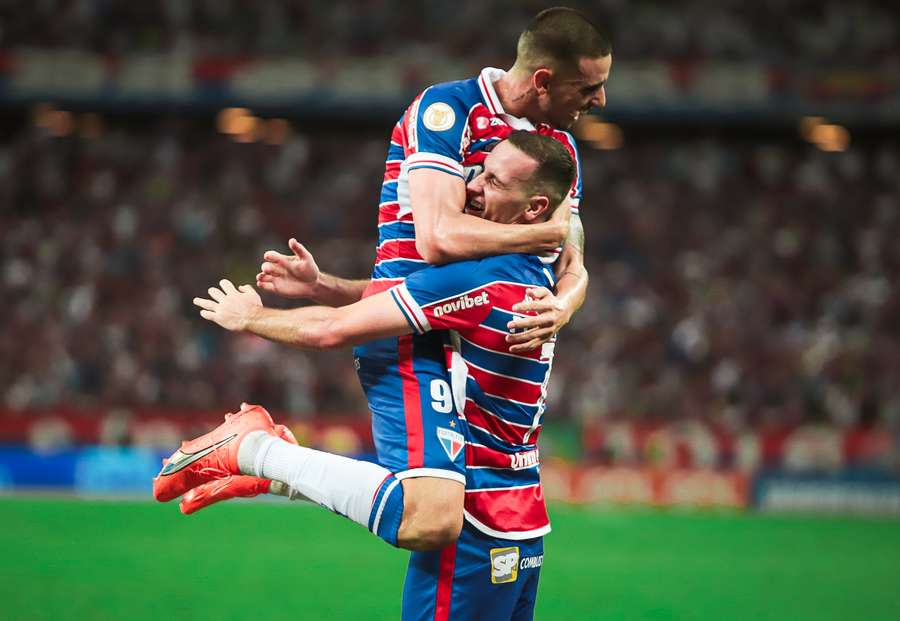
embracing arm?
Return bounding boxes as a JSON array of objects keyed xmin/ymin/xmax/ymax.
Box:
[
  {"xmin": 553, "ymin": 213, "xmax": 589, "ymax": 320},
  {"xmin": 409, "ymin": 169, "xmax": 569, "ymax": 265},
  {"xmin": 194, "ymin": 279, "xmax": 410, "ymax": 349},
  {"xmin": 507, "ymin": 213, "xmax": 588, "ymax": 353}
]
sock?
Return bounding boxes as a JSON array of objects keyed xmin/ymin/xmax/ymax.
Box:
[
  {"xmin": 237, "ymin": 431, "xmax": 277, "ymax": 476},
  {"xmin": 368, "ymin": 474, "xmax": 404, "ymax": 546},
  {"xmin": 239, "ymin": 434, "xmax": 404, "ymax": 546}
]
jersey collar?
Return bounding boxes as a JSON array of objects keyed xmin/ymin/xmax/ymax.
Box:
[{"xmin": 478, "ymin": 67, "xmax": 536, "ymax": 131}]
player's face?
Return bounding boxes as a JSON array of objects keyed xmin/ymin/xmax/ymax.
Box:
[
  {"xmin": 464, "ymin": 142, "xmax": 539, "ymax": 224},
  {"xmin": 542, "ymin": 54, "xmax": 612, "ymax": 129}
]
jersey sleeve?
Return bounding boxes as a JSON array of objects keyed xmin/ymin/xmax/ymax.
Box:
[
  {"xmin": 402, "ymin": 84, "xmax": 470, "ymax": 180},
  {"xmin": 389, "ymin": 260, "xmax": 495, "ymax": 334}
]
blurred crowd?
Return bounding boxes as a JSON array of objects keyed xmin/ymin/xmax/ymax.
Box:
[
  {"xmin": 2, "ymin": 118, "xmax": 899, "ymax": 437},
  {"xmin": 567, "ymin": 135, "xmax": 900, "ymax": 436},
  {"xmin": 0, "ymin": 0, "xmax": 897, "ymax": 69}
]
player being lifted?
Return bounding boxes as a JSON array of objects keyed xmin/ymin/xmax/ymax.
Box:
[
  {"xmin": 174, "ymin": 7, "xmax": 611, "ymax": 548},
  {"xmin": 168, "ymin": 131, "xmax": 576, "ymax": 620}
]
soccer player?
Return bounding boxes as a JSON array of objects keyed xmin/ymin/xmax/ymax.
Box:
[
  {"xmin": 175, "ymin": 131, "xmax": 574, "ymax": 620},
  {"xmin": 249, "ymin": 7, "xmax": 610, "ymax": 547},
  {"xmin": 165, "ymin": 5, "xmax": 610, "ymax": 552}
]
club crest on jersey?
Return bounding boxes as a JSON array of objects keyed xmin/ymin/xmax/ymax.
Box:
[
  {"xmin": 437, "ymin": 427, "xmax": 465, "ymax": 461},
  {"xmin": 423, "ymin": 102, "xmax": 456, "ymax": 132},
  {"xmin": 490, "ymin": 547, "xmax": 520, "ymax": 584}
]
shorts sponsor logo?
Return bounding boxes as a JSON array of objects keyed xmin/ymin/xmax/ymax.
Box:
[
  {"xmin": 423, "ymin": 103, "xmax": 456, "ymax": 132},
  {"xmin": 510, "ymin": 449, "xmax": 539, "ymax": 470},
  {"xmin": 520, "ymin": 554, "xmax": 543, "ymax": 570},
  {"xmin": 432, "ymin": 292, "xmax": 489, "ymax": 318},
  {"xmin": 490, "ymin": 547, "xmax": 519, "ymax": 584},
  {"xmin": 437, "ymin": 427, "xmax": 465, "ymax": 461}
]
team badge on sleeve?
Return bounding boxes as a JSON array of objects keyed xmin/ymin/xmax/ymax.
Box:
[
  {"xmin": 490, "ymin": 547, "xmax": 520, "ymax": 584},
  {"xmin": 423, "ymin": 102, "xmax": 456, "ymax": 131},
  {"xmin": 437, "ymin": 427, "xmax": 465, "ymax": 461}
]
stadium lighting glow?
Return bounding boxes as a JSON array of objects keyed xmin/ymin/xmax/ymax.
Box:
[
  {"xmin": 233, "ymin": 122, "xmax": 260, "ymax": 142},
  {"xmin": 798, "ymin": 116, "xmax": 825, "ymax": 141},
  {"xmin": 799, "ymin": 117, "xmax": 850, "ymax": 152},
  {"xmin": 217, "ymin": 108, "xmax": 257, "ymax": 136},
  {"xmin": 810, "ymin": 124, "xmax": 850, "ymax": 152},
  {"xmin": 574, "ymin": 116, "xmax": 623, "ymax": 150}
]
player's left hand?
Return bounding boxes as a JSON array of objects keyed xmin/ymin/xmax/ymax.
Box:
[
  {"xmin": 193, "ymin": 279, "xmax": 262, "ymax": 331},
  {"xmin": 506, "ymin": 287, "xmax": 568, "ymax": 353}
]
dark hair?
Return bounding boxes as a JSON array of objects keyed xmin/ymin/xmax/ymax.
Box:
[
  {"xmin": 506, "ymin": 130, "xmax": 575, "ymax": 210},
  {"xmin": 516, "ymin": 7, "xmax": 612, "ymax": 73}
]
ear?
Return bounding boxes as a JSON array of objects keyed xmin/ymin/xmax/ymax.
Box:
[
  {"xmin": 532, "ymin": 68, "xmax": 553, "ymax": 95},
  {"xmin": 523, "ymin": 195, "xmax": 551, "ymax": 222}
]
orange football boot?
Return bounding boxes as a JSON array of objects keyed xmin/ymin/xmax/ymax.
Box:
[
  {"xmin": 179, "ymin": 424, "xmax": 298, "ymax": 515},
  {"xmin": 179, "ymin": 476, "xmax": 273, "ymax": 514},
  {"xmin": 153, "ymin": 403, "xmax": 278, "ymax": 502}
]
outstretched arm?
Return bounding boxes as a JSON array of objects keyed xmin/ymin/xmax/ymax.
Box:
[
  {"xmin": 194, "ymin": 279, "xmax": 410, "ymax": 349},
  {"xmin": 409, "ymin": 169, "xmax": 570, "ymax": 265},
  {"xmin": 256, "ymin": 238, "xmax": 369, "ymax": 306}
]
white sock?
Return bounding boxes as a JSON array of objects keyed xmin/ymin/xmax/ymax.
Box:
[
  {"xmin": 237, "ymin": 431, "xmax": 278, "ymax": 476},
  {"xmin": 238, "ymin": 433, "xmax": 391, "ymax": 527}
]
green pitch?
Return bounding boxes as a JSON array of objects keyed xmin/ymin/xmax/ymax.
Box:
[{"xmin": 2, "ymin": 497, "xmax": 899, "ymax": 621}]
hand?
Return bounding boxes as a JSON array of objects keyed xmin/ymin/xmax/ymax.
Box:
[
  {"xmin": 256, "ymin": 238, "xmax": 321, "ymax": 299},
  {"xmin": 193, "ymin": 279, "xmax": 262, "ymax": 331},
  {"xmin": 506, "ymin": 287, "xmax": 568, "ymax": 353}
]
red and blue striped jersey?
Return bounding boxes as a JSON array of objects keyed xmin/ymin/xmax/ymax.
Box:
[
  {"xmin": 363, "ymin": 67, "xmax": 582, "ymax": 298},
  {"xmin": 391, "ymin": 253, "xmax": 558, "ymax": 539}
]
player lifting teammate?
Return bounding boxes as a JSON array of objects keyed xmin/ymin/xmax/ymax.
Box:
[
  {"xmin": 173, "ymin": 131, "xmax": 576, "ymax": 621},
  {"xmin": 156, "ymin": 7, "xmax": 612, "ymax": 621},
  {"xmin": 230, "ymin": 6, "xmax": 611, "ymax": 548}
]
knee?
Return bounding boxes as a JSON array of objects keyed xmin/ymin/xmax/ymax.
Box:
[
  {"xmin": 402, "ymin": 508, "xmax": 463, "ymax": 551},
  {"xmin": 425, "ymin": 509, "xmax": 464, "ymax": 548},
  {"xmin": 396, "ymin": 480, "xmax": 464, "ymax": 551}
]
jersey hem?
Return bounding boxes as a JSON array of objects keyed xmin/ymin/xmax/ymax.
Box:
[
  {"xmin": 395, "ymin": 468, "xmax": 466, "ymax": 484},
  {"xmin": 463, "ymin": 510, "xmax": 552, "ymax": 540}
]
